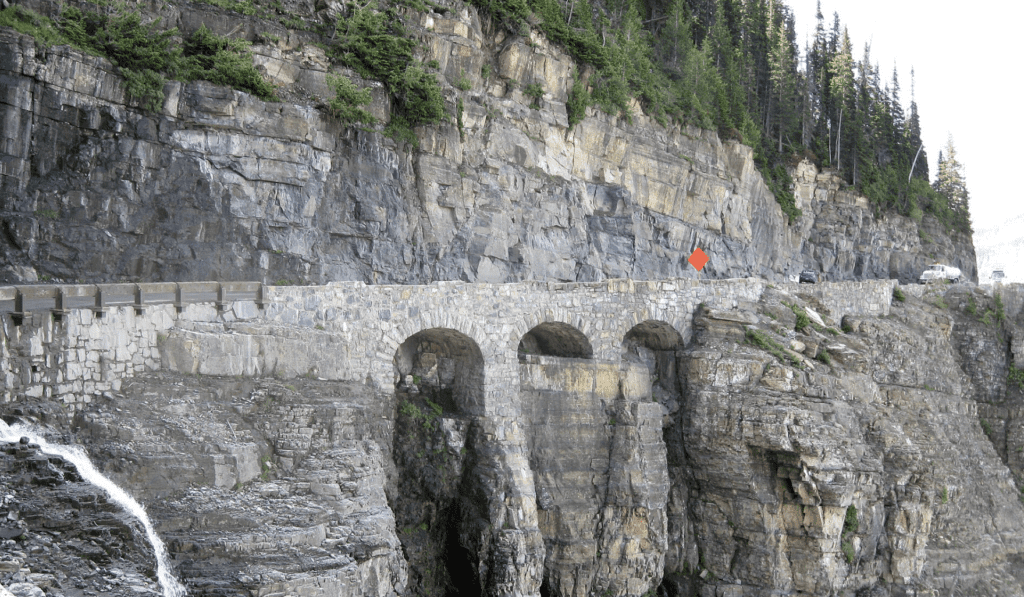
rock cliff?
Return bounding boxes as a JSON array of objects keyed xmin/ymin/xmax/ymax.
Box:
[{"xmin": 0, "ymin": 0, "xmax": 975, "ymax": 285}]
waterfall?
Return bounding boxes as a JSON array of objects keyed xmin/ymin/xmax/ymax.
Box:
[{"xmin": 0, "ymin": 420, "xmax": 187, "ymax": 597}]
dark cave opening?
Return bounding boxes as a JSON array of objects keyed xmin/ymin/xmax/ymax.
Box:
[
  {"xmin": 441, "ymin": 502, "xmax": 481, "ymax": 597},
  {"xmin": 539, "ymin": 577, "xmax": 552, "ymax": 597}
]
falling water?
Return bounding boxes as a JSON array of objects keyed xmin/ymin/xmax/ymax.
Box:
[{"xmin": 0, "ymin": 420, "xmax": 187, "ymax": 597}]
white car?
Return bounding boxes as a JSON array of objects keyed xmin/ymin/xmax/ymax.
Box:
[{"xmin": 919, "ymin": 264, "xmax": 962, "ymax": 284}]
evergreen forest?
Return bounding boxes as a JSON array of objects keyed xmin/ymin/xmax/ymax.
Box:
[{"xmin": 470, "ymin": 0, "xmax": 972, "ymax": 231}]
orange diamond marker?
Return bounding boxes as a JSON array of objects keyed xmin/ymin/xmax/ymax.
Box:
[{"xmin": 688, "ymin": 248, "xmax": 709, "ymax": 272}]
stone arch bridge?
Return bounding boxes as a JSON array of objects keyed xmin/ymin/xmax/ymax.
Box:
[{"xmin": 0, "ymin": 277, "xmax": 897, "ymax": 597}]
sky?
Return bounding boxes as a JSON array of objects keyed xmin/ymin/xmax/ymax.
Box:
[{"xmin": 784, "ymin": 0, "xmax": 1020, "ymax": 231}]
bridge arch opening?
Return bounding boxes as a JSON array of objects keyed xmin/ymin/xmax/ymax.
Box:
[
  {"xmin": 623, "ymin": 321, "xmax": 692, "ymax": 595},
  {"xmin": 394, "ymin": 327, "xmax": 485, "ymax": 415},
  {"xmin": 518, "ymin": 322, "xmax": 593, "ymax": 361},
  {"xmin": 391, "ymin": 328, "xmax": 485, "ymax": 597},
  {"xmin": 623, "ymin": 321, "xmax": 684, "ymax": 402}
]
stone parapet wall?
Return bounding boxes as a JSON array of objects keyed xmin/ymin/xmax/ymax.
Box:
[
  {"xmin": 775, "ymin": 279, "xmax": 896, "ymax": 323},
  {"xmin": 994, "ymin": 283, "xmax": 1024, "ymax": 320}
]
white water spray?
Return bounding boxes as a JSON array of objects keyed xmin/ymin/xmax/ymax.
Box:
[{"xmin": 0, "ymin": 420, "xmax": 187, "ymax": 597}]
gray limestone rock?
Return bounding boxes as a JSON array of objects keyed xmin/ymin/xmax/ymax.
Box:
[{"xmin": 0, "ymin": 11, "xmax": 975, "ymax": 286}]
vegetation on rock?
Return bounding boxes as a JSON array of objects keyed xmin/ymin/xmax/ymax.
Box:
[
  {"xmin": 326, "ymin": 73, "xmax": 377, "ymax": 125},
  {"xmin": 1009, "ymin": 364, "xmax": 1024, "ymax": 394},
  {"xmin": 326, "ymin": 3, "xmax": 446, "ymax": 144},
  {"xmin": 180, "ymin": 25, "xmax": 279, "ymax": 101},
  {"xmin": 0, "ymin": 4, "xmax": 277, "ymax": 111}
]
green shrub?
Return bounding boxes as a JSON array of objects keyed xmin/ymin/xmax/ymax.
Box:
[
  {"xmin": 966, "ymin": 295, "xmax": 978, "ymax": 315},
  {"xmin": 843, "ymin": 505, "xmax": 858, "ymax": 534},
  {"xmin": 469, "ymin": 0, "xmax": 531, "ymax": 35},
  {"xmin": 328, "ymin": 4, "xmax": 446, "ymax": 144},
  {"xmin": 783, "ymin": 302, "xmax": 810, "ymax": 332},
  {"xmin": 1009, "ymin": 365, "xmax": 1024, "ymax": 393},
  {"xmin": 523, "ymin": 82, "xmax": 543, "ymax": 108},
  {"xmin": 0, "ymin": 6, "xmax": 73, "ymax": 48},
  {"xmin": 4, "ymin": 6, "xmax": 276, "ymax": 111},
  {"xmin": 181, "ymin": 25, "xmax": 278, "ymax": 101},
  {"xmin": 763, "ymin": 163, "xmax": 801, "ymax": 221},
  {"xmin": 61, "ymin": 5, "xmax": 180, "ymax": 111},
  {"xmin": 455, "ymin": 70, "xmax": 472, "ymax": 90},
  {"xmin": 980, "ymin": 418, "xmax": 994, "ymax": 437},
  {"xmin": 840, "ymin": 539, "xmax": 855, "ymax": 564},
  {"xmin": 892, "ymin": 287, "xmax": 905, "ymax": 303},
  {"xmin": 745, "ymin": 328, "xmax": 802, "ymax": 369},
  {"xmin": 325, "ymin": 74, "xmax": 376, "ymax": 124},
  {"xmin": 840, "ymin": 505, "xmax": 858, "ymax": 563},
  {"xmin": 567, "ymin": 73, "xmax": 590, "ymax": 129},
  {"xmin": 815, "ymin": 350, "xmax": 831, "ymax": 366}
]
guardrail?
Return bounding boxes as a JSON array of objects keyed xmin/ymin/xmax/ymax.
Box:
[{"xmin": 0, "ymin": 281, "xmax": 267, "ymax": 325}]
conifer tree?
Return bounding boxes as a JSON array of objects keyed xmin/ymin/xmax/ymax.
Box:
[
  {"xmin": 906, "ymin": 67, "xmax": 928, "ymax": 181},
  {"xmin": 828, "ymin": 26, "xmax": 855, "ymax": 173},
  {"xmin": 932, "ymin": 135, "xmax": 972, "ymax": 231}
]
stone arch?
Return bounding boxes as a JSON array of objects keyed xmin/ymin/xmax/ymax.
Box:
[
  {"xmin": 621, "ymin": 319, "xmax": 684, "ymax": 407},
  {"xmin": 622, "ymin": 320, "xmax": 690, "ymax": 594},
  {"xmin": 390, "ymin": 327, "xmax": 487, "ymax": 597},
  {"xmin": 518, "ymin": 321, "xmax": 594, "ymax": 360},
  {"xmin": 393, "ymin": 327, "xmax": 485, "ymax": 416},
  {"xmin": 622, "ymin": 320, "xmax": 685, "ymax": 353}
]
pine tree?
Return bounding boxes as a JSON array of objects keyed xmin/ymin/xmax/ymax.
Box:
[
  {"xmin": 932, "ymin": 135, "xmax": 972, "ymax": 232},
  {"xmin": 766, "ymin": 0, "xmax": 797, "ymax": 152},
  {"xmin": 906, "ymin": 67, "xmax": 928, "ymax": 181},
  {"xmin": 828, "ymin": 26, "xmax": 855, "ymax": 173}
]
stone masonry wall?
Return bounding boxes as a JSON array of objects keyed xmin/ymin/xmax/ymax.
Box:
[{"xmin": 0, "ymin": 277, "xmax": 900, "ymax": 412}]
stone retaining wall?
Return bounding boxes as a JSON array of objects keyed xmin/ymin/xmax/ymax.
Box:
[
  {"xmin": 776, "ymin": 279, "xmax": 898, "ymax": 323},
  {"xmin": 1, "ymin": 278, "xmax": 897, "ymax": 411}
]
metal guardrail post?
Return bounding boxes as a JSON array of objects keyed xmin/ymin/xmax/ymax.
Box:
[
  {"xmin": 12, "ymin": 290, "xmax": 27, "ymax": 326},
  {"xmin": 256, "ymin": 283, "xmax": 267, "ymax": 309},
  {"xmin": 216, "ymin": 283, "xmax": 226, "ymax": 311},
  {"xmin": 174, "ymin": 284, "xmax": 185, "ymax": 313},
  {"xmin": 92, "ymin": 286, "xmax": 106, "ymax": 317},
  {"xmin": 52, "ymin": 288, "xmax": 69, "ymax": 321},
  {"xmin": 133, "ymin": 285, "xmax": 145, "ymax": 314}
]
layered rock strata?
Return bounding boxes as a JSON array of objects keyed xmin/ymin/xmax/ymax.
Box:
[{"xmin": 0, "ymin": 0, "xmax": 975, "ymax": 285}]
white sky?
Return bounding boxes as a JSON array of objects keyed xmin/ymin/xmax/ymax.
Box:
[{"xmin": 785, "ymin": 0, "xmax": 1021, "ymax": 231}]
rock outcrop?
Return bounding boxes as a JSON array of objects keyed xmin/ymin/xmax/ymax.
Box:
[
  {"xmin": 676, "ymin": 286, "xmax": 1024, "ymax": 595},
  {"xmin": 0, "ymin": 436, "xmax": 165, "ymax": 597},
  {"xmin": 0, "ymin": 0, "xmax": 975, "ymax": 285}
]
